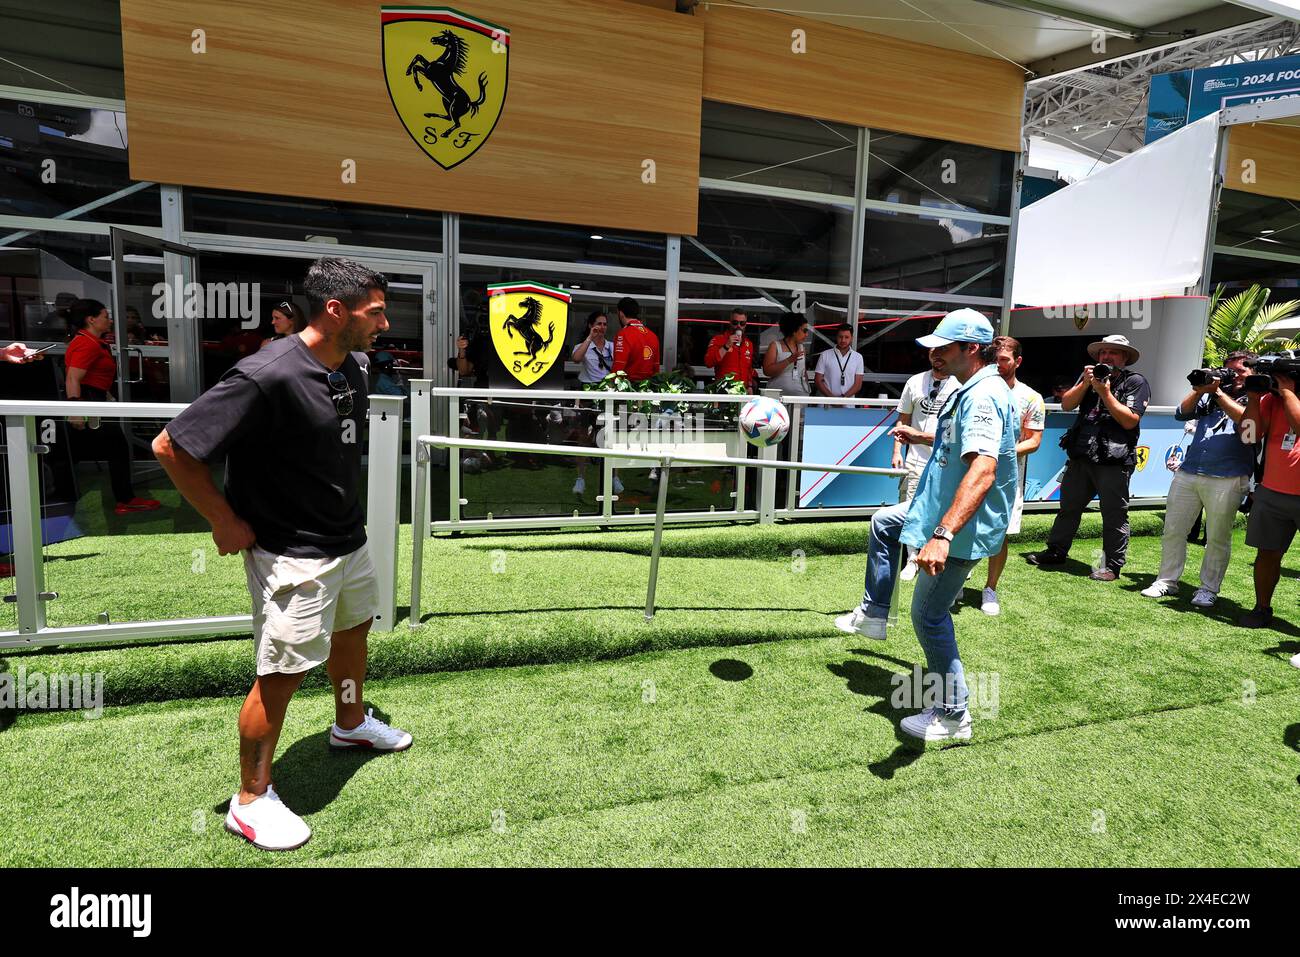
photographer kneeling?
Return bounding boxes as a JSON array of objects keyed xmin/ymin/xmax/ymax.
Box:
[
  {"xmin": 1238, "ymin": 353, "xmax": 1300, "ymax": 632},
  {"xmin": 1142, "ymin": 353, "xmax": 1254, "ymax": 608},
  {"xmin": 1027, "ymin": 335, "xmax": 1150, "ymax": 580}
]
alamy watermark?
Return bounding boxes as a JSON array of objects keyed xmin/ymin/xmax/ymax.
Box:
[
  {"xmin": 596, "ymin": 409, "xmax": 706, "ymax": 448},
  {"xmin": 0, "ymin": 667, "xmax": 104, "ymax": 719},
  {"xmin": 152, "ymin": 277, "xmax": 261, "ymax": 329},
  {"xmin": 890, "ymin": 666, "xmax": 1000, "ymax": 719},
  {"xmin": 1043, "ymin": 299, "xmax": 1151, "ymax": 331}
]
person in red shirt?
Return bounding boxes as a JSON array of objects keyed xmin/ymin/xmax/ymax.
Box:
[
  {"xmin": 611, "ymin": 297, "xmax": 660, "ymax": 382},
  {"xmin": 62, "ymin": 298, "xmax": 161, "ymax": 515},
  {"xmin": 1239, "ymin": 367, "xmax": 1300, "ymax": 632},
  {"xmin": 704, "ymin": 308, "xmax": 755, "ymax": 391}
]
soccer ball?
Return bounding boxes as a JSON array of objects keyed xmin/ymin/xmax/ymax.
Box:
[{"xmin": 738, "ymin": 396, "xmax": 790, "ymax": 448}]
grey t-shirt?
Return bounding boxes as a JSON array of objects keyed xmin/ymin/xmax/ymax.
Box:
[{"xmin": 166, "ymin": 334, "xmax": 370, "ymax": 558}]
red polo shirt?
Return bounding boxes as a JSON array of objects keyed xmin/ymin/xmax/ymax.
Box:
[
  {"xmin": 704, "ymin": 333, "xmax": 755, "ymax": 388},
  {"xmin": 612, "ymin": 319, "xmax": 660, "ymax": 382},
  {"xmin": 64, "ymin": 330, "xmax": 117, "ymax": 391}
]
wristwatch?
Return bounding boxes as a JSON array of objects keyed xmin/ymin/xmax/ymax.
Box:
[{"xmin": 931, "ymin": 525, "xmax": 954, "ymax": 542}]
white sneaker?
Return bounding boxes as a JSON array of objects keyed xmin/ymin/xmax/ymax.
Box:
[
  {"xmin": 833, "ymin": 607, "xmax": 887, "ymax": 640},
  {"xmin": 1141, "ymin": 581, "xmax": 1177, "ymax": 598},
  {"xmin": 225, "ymin": 785, "xmax": 311, "ymax": 851},
  {"xmin": 900, "ymin": 707, "xmax": 973, "ymax": 741},
  {"xmin": 1191, "ymin": 588, "xmax": 1217, "ymax": 608},
  {"xmin": 981, "ymin": 587, "xmax": 1000, "ymax": 616},
  {"xmin": 1290, "ymin": 652, "xmax": 1300, "ymax": 670},
  {"xmin": 612, "ymin": 476, "xmax": 625, "ymax": 495},
  {"xmin": 900, "ymin": 559, "xmax": 919, "ymax": 582},
  {"xmin": 572, "ymin": 477, "xmax": 585, "ymax": 496},
  {"xmin": 329, "ymin": 708, "xmax": 413, "ymax": 752}
]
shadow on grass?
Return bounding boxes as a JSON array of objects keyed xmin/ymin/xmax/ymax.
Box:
[
  {"xmin": 826, "ymin": 653, "xmax": 923, "ymax": 781},
  {"xmin": 709, "ymin": 658, "xmax": 753, "ymax": 681},
  {"xmin": 213, "ymin": 701, "xmax": 397, "ymax": 818},
  {"xmin": 1286, "ymin": 723, "xmax": 1300, "ymax": 786}
]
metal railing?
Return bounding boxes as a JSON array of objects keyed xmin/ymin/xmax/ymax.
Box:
[
  {"xmin": 410, "ymin": 434, "xmax": 907, "ymax": 625},
  {"xmin": 0, "ymin": 395, "xmax": 404, "ymax": 649}
]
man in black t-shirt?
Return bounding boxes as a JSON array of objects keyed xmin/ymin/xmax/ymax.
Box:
[
  {"xmin": 1027, "ymin": 335, "xmax": 1152, "ymax": 581},
  {"xmin": 152, "ymin": 257, "xmax": 412, "ymax": 853}
]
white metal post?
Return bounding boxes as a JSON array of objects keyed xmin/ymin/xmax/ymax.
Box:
[
  {"xmin": 409, "ymin": 379, "xmax": 432, "ymax": 530},
  {"xmin": 366, "ymin": 396, "xmax": 405, "ymax": 631},
  {"xmin": 4, "ymin": 415, "xmax": 47, "ymax": 635},
  {"xmin": 409, "ymin": 441, "xmax": 430, "ymax": 629},
  {"xmin": 758, "ymin": 388, "xmax": 781, "ymax": 524},
  {"xmin": 645, "ymin": 456, "xmax": 672, "ymax": 621}
]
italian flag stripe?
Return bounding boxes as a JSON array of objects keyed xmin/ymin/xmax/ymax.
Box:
[
  {"xmin": 488, "ymin": 281, "xmax": 572, "ymax": 303},
  {"xmin": 381, "ymin": 6, "xmax": 509, "ymax": 41}
]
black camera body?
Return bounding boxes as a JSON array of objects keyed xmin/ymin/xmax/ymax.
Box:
[
  {"xmin": 1187, "ymin": 367, "xmax": 1234, "ymax": 388},
  {"xmin": 1092, "ymin": 362, "xmax": 1114, "ymax": 379},
  {"xmin": 1245, "ymin": 351, "xmax": 1300, "ymax": 394}
]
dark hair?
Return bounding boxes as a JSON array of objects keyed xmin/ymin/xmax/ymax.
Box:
[
  {"xmin": 270, "ymin": 299, "xmax": 308, "ymax": 333},
  {"xmin": 730, "ymin": 308, "xmax": 747, "ymax": 320},
  {"xmin": 63, "ymin": 298, "xmax": 106, "ymax": 332},
  {"xmin": 835, "ymin": 322, "xmax": 853, "ymax": 336},
  {"xmin": 778, "ymin": 312, "xmax": 808, "ymax": 338},
  {"xmin": 617, "ymin": 297, "xmax": 640, "ymax": 319},
  {"xmin": 992, "ymin": 335, "xmax": 1022, "ymax": 359},
  {"xmin": 586, "ymin": 309, "xmax": 608, "ymax": 332},
  {"xmin": 304, "ymin": 258, "xmax": 389, "ymax": 316},
  {"xmin": 1226, "ymin": 350, "xmax": 1257, "ymax": 365}
]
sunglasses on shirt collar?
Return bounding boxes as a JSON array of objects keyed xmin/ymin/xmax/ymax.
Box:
[{"xmin": 327, "ymin": 371, "xmax": 356, "ymax": 417}]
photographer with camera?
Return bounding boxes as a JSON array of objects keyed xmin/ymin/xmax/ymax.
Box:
[
  {"xmin": 1027, "ymin": 335, "xmax": 1151, "ymax": 581},
  {"xmin": 1237, "ymin": 351, "xmax": 1300, "ymax": 632},
  {"xmin": 1141, "ymin": 352, "xmax": 1255, "ymax": 608}
]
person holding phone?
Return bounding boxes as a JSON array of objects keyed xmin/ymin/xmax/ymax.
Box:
[
  {"xmin": 2, "ymin": 342, "xmax": 52, "ymax": 363},
  {"xmin": 61, "ymin": 298, "xmax": 161, "ymax": 515},
  {"xmin": 704, "ymin": 309, "xmax": 755, "ymax": 391}
]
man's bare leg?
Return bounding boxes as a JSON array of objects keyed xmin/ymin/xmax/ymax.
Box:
[
  {"xmin": 327, "ymin": 618, "xmax": 372, "ymax": 732},
  {"xmin": 238, "ymin": 671, "xmax": 308, "ymax": 804},
  {"xmin": 986, "ymin": 537, "xmax": 1010, "ymax": 591}
]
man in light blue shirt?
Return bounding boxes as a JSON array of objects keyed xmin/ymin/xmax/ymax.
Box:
[{"xmin": 835, "ymin": 308, "xmax": 1019, "ymax": 741}]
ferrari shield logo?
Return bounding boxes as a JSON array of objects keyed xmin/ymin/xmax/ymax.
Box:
[
  {"xmin": 488, "ymin": 282, "xmax": 570, "ymax": 386},
  {"xmin": 1072, "ymin": 307, "xmax": 1090, "ymax": 331},
  {"xmin": 1135, "ymin": 446, "xmax": 1150, "ymax": 471},
  {"xmin": 381, "ymin": 6, "xmax": 509, "ymax": 170}
]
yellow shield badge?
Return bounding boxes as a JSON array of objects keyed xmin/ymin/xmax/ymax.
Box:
[
  {"xmin": 381, "ymin": 6, "xmax": 509, "ymax": 170},
  {"xmin": 1135, "ymin": 446, "xmax": 1150, "ymax": 471},
  {"xmin": 488, "ymin": 282, "xmax": 570, "ymax": 386}
]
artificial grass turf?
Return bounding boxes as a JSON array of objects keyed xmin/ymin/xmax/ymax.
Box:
[{"xmin": 1, "ymin": 636, "xmax": 1297, "ymax": 867}]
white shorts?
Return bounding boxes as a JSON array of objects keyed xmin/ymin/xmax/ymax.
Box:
[
  {"xmin": 1007, "ymin": 484, "xmax": 1025, "ymax": 536},
  {"xmin": 242, "ymin": 543, "xmax": 379, "ymax": 677}
]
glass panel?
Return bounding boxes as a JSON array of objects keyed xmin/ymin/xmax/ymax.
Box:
[
  {"xmin": 0, "ymin": 8, "xmax": 125, "ymax": 99},
  {"xmin": 867, "ymin": 129, "xmax": 1015, "ymax": 215},
  {"xmin": 460, "ymin": 216, "xmax": 665, "ymax": 272},
  {"xmin": 0, "ymin": 96, "xmax": 158, "ymax": 226},
  {"xmin": 184, "ymin": 188, "xmax": 442, "ymax": 252},
  {"xmin": 861, "ymin": 206, "xmax": 1007, "ymax": 297},
  {"xmin": 112, "ymin": 234, "xmax": 173, "ymax": 403},
  {"xmin": 0, "ymin": 228, "xmax": 112, "ymax": 345},
  {"xmin": 701, "ymin": 101, "xmax": 857, "ymax": 196},
  {"xmin": 194, "ymin": 251, "xmax": 427, "ymax": 393},
  {"xmin": 854, "ymin": 298, "xmax": 994, "ymax": 397},
  {"xmin": 682, "ymin": 189, "xmax": 854, "ymax": 285},
  {"xmin": 1210, "ymin": 253, "xmax": 1300, "ymax": 304},
  {"xmin": 1215, "ymin": 190, "xmax": 1300, "ymax": 259}
]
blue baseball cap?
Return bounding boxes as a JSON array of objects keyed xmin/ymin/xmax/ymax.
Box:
[{"xmin": 915, "ymin": 308, "xmax": 995, "ymax": 348}]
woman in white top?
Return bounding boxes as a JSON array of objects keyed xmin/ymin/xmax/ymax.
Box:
[
  {"xmin": 762, "ymin": 313, "xmax": 810, "ymax": 396},
  {"xmin": 572, "ymin": 310, "xmax": 614, "ymax": 384}
]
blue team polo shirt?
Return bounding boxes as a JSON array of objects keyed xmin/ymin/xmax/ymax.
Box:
[
  {"xmin": 1175, "ymin": 394, "xmax": 1256, "ymax": 479},
  {"xmin": 901, "ymin": 363, "xmax": 1020, "ymax": 561}
]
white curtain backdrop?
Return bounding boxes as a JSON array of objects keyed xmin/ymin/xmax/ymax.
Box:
[{"xmin": 1012, "ymin": 113, "xmax": 1221, "ymax": 307}]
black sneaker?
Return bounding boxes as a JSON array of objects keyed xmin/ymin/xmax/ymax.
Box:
[
  {"xmin": 1238, "ymin": 606, "xmax": 1274, "ymax": 629},
  {"xmin": 1026, "ymin": 550, "xmax": 1066, "ymax": 567}
]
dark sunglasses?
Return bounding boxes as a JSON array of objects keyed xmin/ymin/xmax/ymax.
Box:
[{"xmin": 327, "ymin": 371, "xmax": 355, "ymax": 417}]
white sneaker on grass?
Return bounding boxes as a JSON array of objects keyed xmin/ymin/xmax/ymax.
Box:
[
  {"xmin": 834, "ymin": 607, "xmax": 887, "ymax": 640},
  {"xmin": 1141, "ymin": 581, "xmax": 1177, "ymax": 598},
  {"xmin": 225, "ymin": 785, "xmax": 311, "ymax": 851},
  {"xmin": 900, "ymin": 707, "xmax": 972, "ymax": 742},
  {"xmin": 572, "ymin": 477, "xmax": 585, "ymax": 496},
  {"xmin": 1290, "ymin": 652, "xmax": 1300, "ymax": 670},
  {"xmin": 330, "ymin": 708, "xmax": 413, "ymax": 752},
  {"xmin": 900, "ymin": 559, "xmax": 919, "ymax": 582},
  {"xmin": 1191, "ymin": 588, "xmax": 1217, "ymax": 608},
  {"xmin": 981, "ymin": 587, "xmax": 1000, "ymax": 616}
]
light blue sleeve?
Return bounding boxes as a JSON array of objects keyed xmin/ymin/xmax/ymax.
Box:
[{"xmin": 958, "ymin": 386, "xmax": 1004, "ymax": 460}]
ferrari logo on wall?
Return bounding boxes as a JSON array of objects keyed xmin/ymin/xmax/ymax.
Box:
[
  {"xmin": 381, "ymin": 6, "xmax": 509, "ymax": 170},
  {"xmin": 1135, "ymin": 446, "xmax": 1150, "ymax": 471},
  {"xmin": 488, "ymin": 282, "xmax": 570, "ymax": 386}
]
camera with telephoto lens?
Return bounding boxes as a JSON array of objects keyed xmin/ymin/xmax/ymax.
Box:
[
  {"xmin": 1244, "ymin": 351, "xmax": 1300, "ymax": 394},
  {"xmin": 1187, "ymin": 367, "xmax": 1234, "ymax": 388},
  {"xmin": 1092, "ymin": 362, "xmax": 1113, "ymax": 379}
]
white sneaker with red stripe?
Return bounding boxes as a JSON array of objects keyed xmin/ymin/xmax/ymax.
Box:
[
  {"xmin": 329, "ymin": 708, "xmax": 413, "ymax": 752},
  {"xmin": 224, "ymin": 785, "xmax": 311, "ymax": 851}
]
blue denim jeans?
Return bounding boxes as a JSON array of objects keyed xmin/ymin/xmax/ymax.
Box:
[{"xmin": 860, "ymin": 501, "xmax": 974, "ymax": 715}]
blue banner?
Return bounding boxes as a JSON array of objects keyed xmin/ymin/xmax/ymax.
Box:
[
  {"xmin": 798, "ymin": 406, "xmax": 1188, "ymax": 508},
  {"xmin": 1147, "ymin": 54, "xmax": 1300, "ymax": 143}
]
